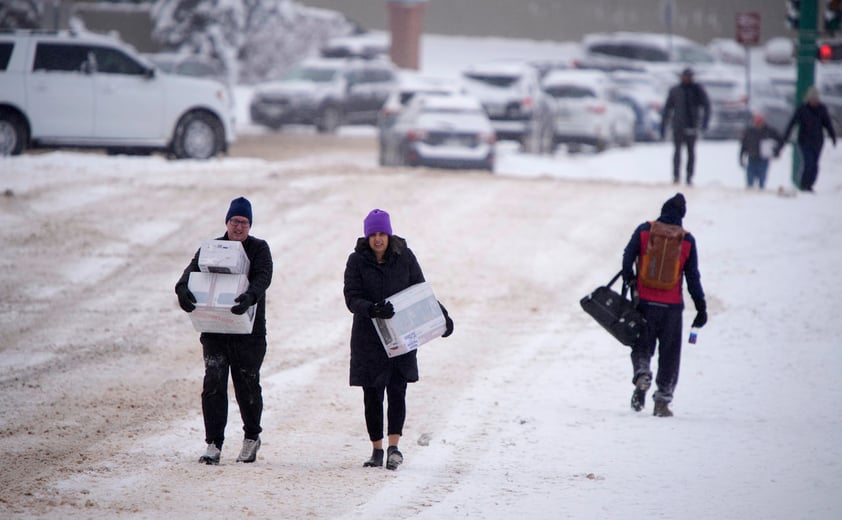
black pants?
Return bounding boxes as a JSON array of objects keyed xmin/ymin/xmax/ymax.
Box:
[
  {"xmin": 672, "ymin": 131, "xmax": 698, "ymax": 183},
  {"xmin": 362, "ymin": 374, "xmax": 408, "ymax": 442},
  {"xmin": 631, "ymin": 304, "xmax": 683, "ymax": 403},
  {"xmin": 798, "ymin": 142, "xmax": 822, "ymax": 191},
  {"xmin": 200, "ymin": 335, "xmax": 266, "ymax": 448}
]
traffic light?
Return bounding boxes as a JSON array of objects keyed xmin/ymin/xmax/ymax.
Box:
[
  {"xmin": 826, "ymin": 0, "xmax": 842, "ymax": 33},
  {"xmin": 787, "ymin": 0, "xmax": 802, "ymax": 29},
  {"xmin": 818, "ymin": 42, "xmax": 833, "ymax": 60}
]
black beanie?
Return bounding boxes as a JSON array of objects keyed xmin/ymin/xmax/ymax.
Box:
[
  {"xmin": 225, "ymin": 197, "xmax": 252, "ymax": 225},
  {"xmin": 661, "ymin": 193, "xmax": 686, "ymax": 220}
]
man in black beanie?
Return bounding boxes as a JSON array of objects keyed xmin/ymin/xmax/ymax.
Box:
[
  {"xmin": 621, "ymin": 193, "xmax": 707, "ymax": 417},
  {"xmin": 174, "ymin": 196, "xmax": 273, "ymax": 463}
]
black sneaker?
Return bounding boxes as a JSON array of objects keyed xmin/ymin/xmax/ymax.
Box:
[
  {"xmin": 363, "ymin": 448, "xmax": 384, "ymax": 467},
  {"xmin": 199, "ymin": 443, "xmax": 221, "ymax": 465},
  {"xmin": 386, "ymin": 446, "xmax": 403, "ymax": 470},
  {"xmin": 653, "ymin": 401, "xmax": 673, "ymax": 417},
  {"xmin": 236, "ymin": 437, "xmax": 261, "ymax": 463}
]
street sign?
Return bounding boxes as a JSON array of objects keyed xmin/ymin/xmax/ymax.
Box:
[{"xmin": 736, "ymin": 12, "xmax": 761, "ymax": 45}]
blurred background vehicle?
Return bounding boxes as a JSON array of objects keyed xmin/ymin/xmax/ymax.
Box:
[
  {"xmin": 541, "ymin": 69, "xmax": 635, "ymax": 152},
  {"xmin": 706, "ymin": 38, "xmax": 747, "ymax": 66},
  {"xmin": 606, "ymin": 69, "xmax": 664, "ymax": 142},
  {"xmin": 460, "ymin": 60, "xmax": 555, "ymax": 154},
  {"xmin": 581, "ymin": 31, "xmax": 719, "ymax": 78},
  {"xmin": 249, "ymin": 57, "xmax": 397, "ymax": 132},
  {"xmin": 695, "ymin": 75, "xmax": 751, "ymax": 140},
  {"xmin": 378, "ymin": 93, "xmax": 495, "ymax": 170},
  {"xmin": 377, "ymin": 72, "xmax": 463, "ymax": 138},
  {"xmin": 320, "ymin": 30, "xmax": 389, "ymax": 59}
]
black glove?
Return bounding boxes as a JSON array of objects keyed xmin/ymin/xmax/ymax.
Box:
[
  {"xmin": 368, "ymin": 300, "xmax": 395, "ymax": 319},
  {"xmin": 176, "ymin": 285, "xmax": 196, "ymax": 313},
  {"xmin": 439, "ymin": 302, "xmax": 454, "ymax": 338},
  {"xmin": 231, "ymin": 292, "xmax": 256, "ymax": 315},
  {"xmin": 442, "ymin": 315, "xmax": 454, "ymax": 337},
  {"xmin": 691, "ymin": 299, "xmax": 707, "ymax": 328}
]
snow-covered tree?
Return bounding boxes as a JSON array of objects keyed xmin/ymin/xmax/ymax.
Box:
[
  {"xmin": 0, "ymin": 0, "xmax": 41, "ymax": 29},
  {"xmin": 150, "ymin": 0, "xmax": 354, "ymax": 85}
]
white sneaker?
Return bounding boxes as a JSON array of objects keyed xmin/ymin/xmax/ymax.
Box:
[
  {"xmin": 236, "ymin": 438, "xmax": 261, "ymax": 463},
  {"xmin": 199, "ymin": 444, "xmax": 220, "ymax": 465}
]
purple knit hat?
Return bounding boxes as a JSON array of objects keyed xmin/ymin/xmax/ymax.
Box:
[{"xmin": 364, "ymin": 209, "xmax": 392, "ymax": 237}]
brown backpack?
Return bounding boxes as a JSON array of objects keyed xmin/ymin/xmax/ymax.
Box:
[{"xmin": 638, "ymin": 221, "xmax": 686, "ymax": 290}]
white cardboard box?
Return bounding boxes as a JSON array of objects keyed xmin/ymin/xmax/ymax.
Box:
[
  {"xmin": 372, "ymin": 282, "xmax": 446, "ymax": 358},
  {"xmin": 187, "ymin": 272, "xmax": 256, "ymax": 334},
  {"xmin": 198, "ymin": 240, "xmax": 250, "ymax": 274}
]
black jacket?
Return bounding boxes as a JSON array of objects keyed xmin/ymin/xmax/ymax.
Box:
[
  {"xmin": 781, "ymin": 102, "xmax": 837, "ymax": 148},
  {"xmin": 343, "ymin": 235, "xmax": 424, "ymax": 387},
  {"xmin": 662, "ymin": 82, "xmax": 711, "ymax": 135},
  {"xmin": 175, "ymin": 233, "xmax": 273, "ymax": 338}
]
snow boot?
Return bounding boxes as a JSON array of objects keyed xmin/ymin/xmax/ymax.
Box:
[
  {"xmin": 386, "ymin": 446, "xmax": 403, "ymax": 471},
  {"xmin": 236, "ymin": 437, "xmax": 261, "ymax": 463},
  {"xmin": 631, "ymin": 388, "xmax": 646, "ymax": 412},
  {"xmin": 631, "ymin": 373, "xmax": 651, "ymax": 411},
  {"xmin": 653, "ymin": 401, "xmax": 673, "ymax": 417},
  {"xmin": 363, "ymin": 448, "xmax": 384, "ymax": 467},
  {"xmin": 199, "ymin": 443, "xmax": 221, "ymax": 465}
]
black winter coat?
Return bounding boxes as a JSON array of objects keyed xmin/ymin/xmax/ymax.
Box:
[
  {"xmin": 662, "ymin": 82, "xmax": 711, "ymax": 135},
  {"xmin": 175, "ymin": 233, "xmax": 273, "ymax": 338},
  {"xmin": 344, "ymin": 235, "xmax": 424, "ymax": 387},
  {"xmin": 781, "ymin": 102, "xmax": 837, "ymax": 148}
]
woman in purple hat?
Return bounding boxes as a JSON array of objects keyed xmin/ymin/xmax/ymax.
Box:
[{"xmin": 343, "ymin": 209, "xmax": 453, "ymax": 470}]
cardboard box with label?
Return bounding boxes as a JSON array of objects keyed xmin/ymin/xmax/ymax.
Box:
[
  {"xmin": 372, "ymin": 282, "xmax": 446, "ymax": 358},
  {"xmin": 187, "ymin": 271, "xmax": 255, "ymax": 334},
  {"xmin": 198, "ymin": 240, "xmax": 250, "ymax": 274}
]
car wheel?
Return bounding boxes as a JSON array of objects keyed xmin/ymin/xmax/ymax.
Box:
[
  {"xmin": 172, "ymin": 111, "xmax": 224, "ymax": 160},
  {"xmin": 317, "ymin": 106, "xmax": 342, "ymax": 134},
  {"xmin": 0, "ymin": 111, "xmax": 27, "ymax": 156}
]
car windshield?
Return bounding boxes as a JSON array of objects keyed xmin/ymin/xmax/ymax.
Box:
[
  {"xmin": 285, "ymin": 66, "xmax": 338, "ymax": 82},
  {"xmin": 463, "ymin": 73, "xmax": 519, "ymax": 88},
  {"xmin": 675, "ymin": 45, "xmax": 715, "ymax": 64},
  {"xmin": 544, "ymin": 85, "xmax": 597, "ymax": 99}
]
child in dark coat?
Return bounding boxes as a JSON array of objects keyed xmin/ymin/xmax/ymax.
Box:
[{"xmin": 739, "ymin": 113, "xmax": 782, "ymax": 189}]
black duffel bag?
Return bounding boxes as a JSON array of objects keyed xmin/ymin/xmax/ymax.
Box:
[{"xmin": 580, "ymin": 270, "xmax": 647, "ymax": 347}]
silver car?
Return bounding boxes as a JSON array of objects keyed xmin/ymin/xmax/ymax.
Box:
[{"xmin": 379, "ymin": 94, "xmax": 495, "ymax": 171}]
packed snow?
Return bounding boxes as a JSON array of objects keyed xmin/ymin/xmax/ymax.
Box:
[{"xmin": 1, "ymin": 33, "xmax": 841, "ymax": 520}]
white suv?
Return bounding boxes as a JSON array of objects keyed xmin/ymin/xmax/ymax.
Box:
[{"xmin": 0, "ymin": 30, "xmax": 235, "ymax": 159}]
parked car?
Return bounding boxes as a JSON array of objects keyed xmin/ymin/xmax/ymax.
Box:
[
  {"xmin": 606, "ymin": 70, "xmax": 664, "ymax": 141},
  {"xmin": 695, "ymin": 75, "xmax": 751, "ymax": 140},
  {"xmin": 751, "ymin": 76, "xmax": 796, "ymax": 135},
  {"xmin": 581, "ymin": 31, "xmax": 720, "ymax": 80},
  {"xmin": 541, "ymin": 69, "xmax": 636, "ymax": 152},
  {"xmin": 377, "ymin": 73, "xmax": 463, "ymax": 144},
  {"xmin": 379, "ymin": 93, "xmax": 495, "ymax": 171},
  {"xmin": 249, "ymin": 57, "xmax": 397, "ymax": 133},
  {"xmin": 460, "ymin": 60, "xmax": 555, "ymax": 154},
  {"xmin": 0, "ymin": 30, "xmax": 235, "ymax": 158},
  {"xmin": 320, "ymin": 31, "xmax": 389, "ymax": 59}
]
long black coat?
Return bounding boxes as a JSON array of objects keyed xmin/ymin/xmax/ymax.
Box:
[
  {"xmin": 343, "ymin": 235, "xmax": 424, "ymax": 387},
  {"xmin": 781, "ymin": 102, "xmax": 837, "ymax": 148}
]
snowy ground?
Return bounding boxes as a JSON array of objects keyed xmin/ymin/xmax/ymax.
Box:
[{"xmin": 2, "ymin": 34, "xmax": 842, "ymax": 519}]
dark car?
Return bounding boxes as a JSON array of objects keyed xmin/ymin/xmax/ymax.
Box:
[{"xmin": 249, "ymin": 57, "xmax": 397, "ymax": 133}]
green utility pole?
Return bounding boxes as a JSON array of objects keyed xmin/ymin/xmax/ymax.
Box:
[{"xmin": 792, "ymin": 0, "xmax": 818, "ymax": 188}]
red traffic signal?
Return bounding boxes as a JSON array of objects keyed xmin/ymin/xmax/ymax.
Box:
[{"xmin": 819, "ymin": 43, "xmax": 833, "ymax": 61}]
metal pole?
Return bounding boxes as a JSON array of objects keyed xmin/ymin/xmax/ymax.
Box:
[{"xmin": 792, "ymin": 0, "xmax": 818, "ymax": 189}]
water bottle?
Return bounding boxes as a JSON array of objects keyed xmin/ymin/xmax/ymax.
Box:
[{"xmin": 688, "ymin": 327, "xmax": 699, "ymax": 344}]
